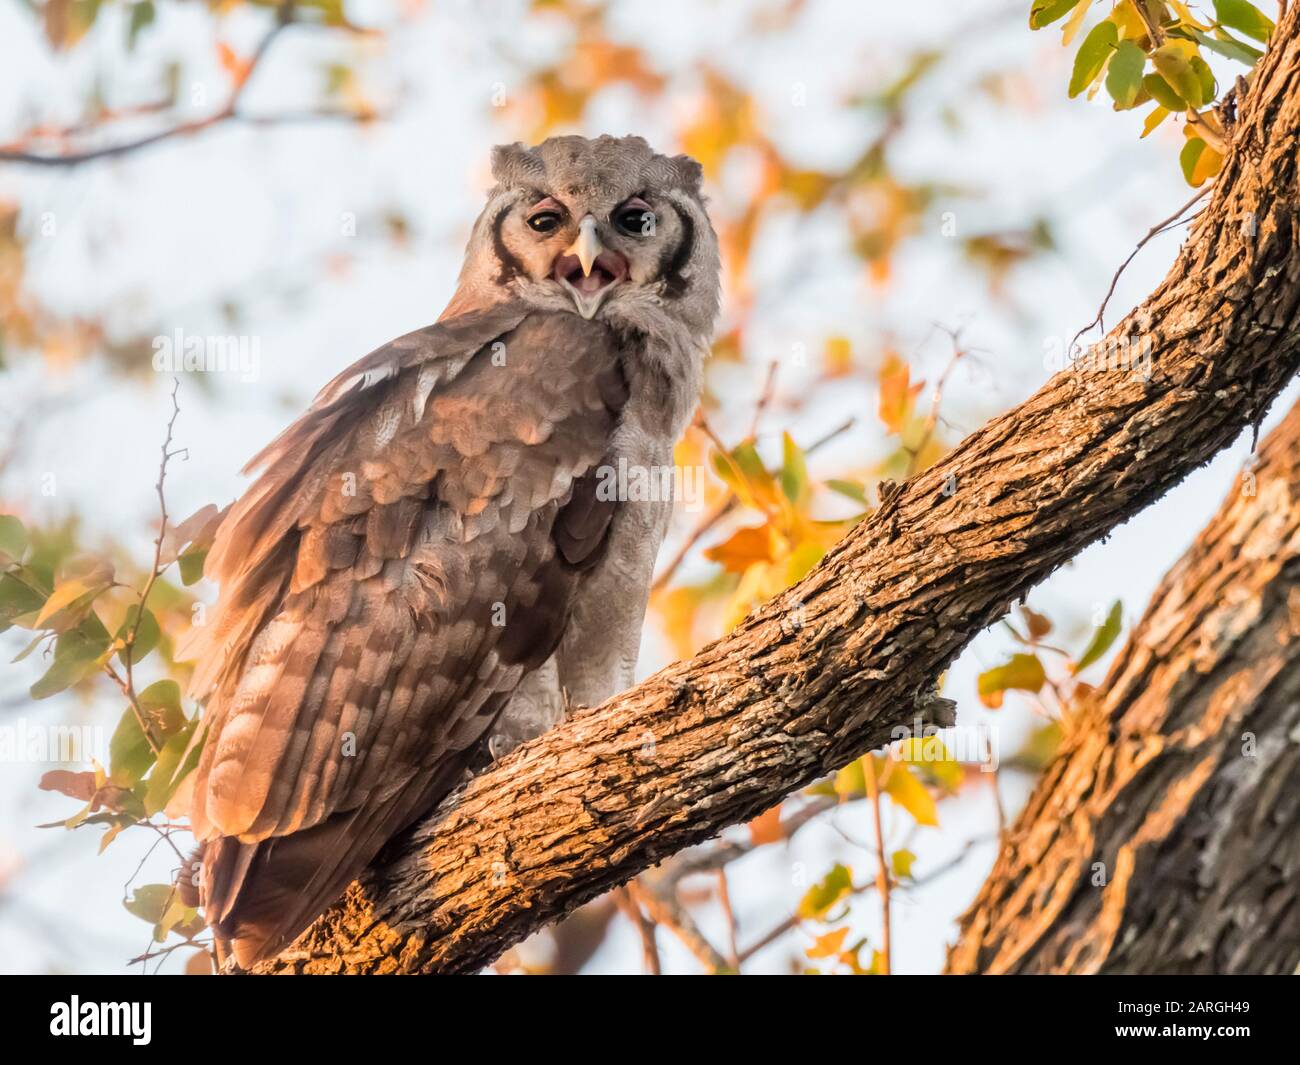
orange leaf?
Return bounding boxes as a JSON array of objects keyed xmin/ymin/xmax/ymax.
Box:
[
  {"xmin": 747, "ymin": 805, "xmax": 784, "ymax": 846},
  {"xmin": 877, "ymin": 351, "xmax": 923, "ymax": 434},
  {"xmin": 704, "ymin": 524, "xmax": 773, "ymax": 573}
]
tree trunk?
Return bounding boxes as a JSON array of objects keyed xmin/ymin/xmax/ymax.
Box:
[
  {"xmin": 948, "ymin": 399, "xmax": 1300, "ymax": 975},
  {"xmin": 247, "ymin": 6, "xmax": 1300, "ymax": 974}
]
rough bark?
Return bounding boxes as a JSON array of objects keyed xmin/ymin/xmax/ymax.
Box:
[
  {"xmin": 249, "ymin": 8, "xmax": 1300, "ymax": 974},
  {"xmin": 948, "ymin": 400, "xmax": 1300, "ymax": 976}
]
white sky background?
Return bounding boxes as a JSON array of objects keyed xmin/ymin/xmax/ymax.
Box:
[{"xmin": 1, "ymin": 0, "xmax": 1291, "ymax": 974}]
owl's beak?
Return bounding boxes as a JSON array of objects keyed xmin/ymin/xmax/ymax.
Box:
[
  {"xmin": 566, "ymin": 215, "xmax": 603, "ymax": 277},
  {"xmin": 553, "ymin": 215, "xmax": 628, "ymax": 320}
]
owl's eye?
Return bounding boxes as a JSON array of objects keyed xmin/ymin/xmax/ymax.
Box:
[
  {"xmin": 527, "ymin": 210, "xmax": 564, "ymax": 234},
  {"xmin": 613, "ymin": 203, "xmax": 656, "ymax": 237}
]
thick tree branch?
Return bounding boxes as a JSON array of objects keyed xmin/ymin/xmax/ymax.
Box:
[
  {"xmin": 247, "ymin": 8, "xmax": 1300, "ymax": 974},
  {"xmin": 948, "ymin": 398, "xmax": 1300, "ymax": 975}
]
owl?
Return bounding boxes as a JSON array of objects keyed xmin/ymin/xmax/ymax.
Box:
[{"xmin": 177, "ymin": 135, "xmax": 721, "ymax": 968}]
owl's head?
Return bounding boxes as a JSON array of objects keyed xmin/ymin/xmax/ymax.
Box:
[{"xmin": 448, "ymin": 135, "xmax": 721, "ymax": 346}]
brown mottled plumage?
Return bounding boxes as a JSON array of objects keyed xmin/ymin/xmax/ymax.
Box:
[{"xmin": 179, "ymin": 136, "xmax": 721, "ymax": 966}]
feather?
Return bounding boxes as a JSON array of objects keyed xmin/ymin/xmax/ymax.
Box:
[{"xmin": 184, "ymin": 308, "xmax": 633, "ymax": 964}]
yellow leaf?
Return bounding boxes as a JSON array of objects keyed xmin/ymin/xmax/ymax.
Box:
[
  {"xmin": 823, "ymin": 335, "xmax": 853, "ymax": 377},
  {"xmin": 892, "ymin": 848, "xmax": 916, "ymax": 879},
  {"xmin": 797, "ymin": 864, "xmax": 853, "ymax": 920},
  {"xmin": 1060, "ymin": 0, "xmax": 1092, "ymax": 45},
  {"xmin": 1141, "ymin": 105, "xmax": 1170, "ymax": 137},
  {"xmin": 977, "ymin": 652, "xmax": 1047, "ymax": 708},
  {"xmin": 883, "ymin": 763, "xmax": 939, "ymax": 826},
  {"xmin": 34, "ymin": 560, "xmax": 112, "ymax": 628},
  {"xmin": 897, "ymin": 734, "xmax": 964, "ymax": 792},
  {"xmin": 1190, "ymin": 143, "xmax": 1223, "ymax": 185},
  {"xmin": 1169, "ymin": 1, "xmax": 1211, "ymax": 31},
  {"xmin": 806, "ymin": 927, "xmax": 850, "ymax": 959}
]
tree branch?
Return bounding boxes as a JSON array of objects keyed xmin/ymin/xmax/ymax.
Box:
[
  {"xmin": 246, "ymin": 7, "xmax": 1300, "ymax": 974},
  {"xmin": 949, "ymin": 397, "xmax": 1300, "ymax": 975}
]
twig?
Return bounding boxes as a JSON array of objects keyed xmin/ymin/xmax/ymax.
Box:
[
  {"xmin": 625, "ymin": 880, "xmax": 729, "ymax": 973},
  {"xmin": 1069, "ymin": 186, "xmax": 1211, "ymax": 354},
  {"xmin": 613, "ymin": 886, "xmax": 661, "ymax": 975},
  {"xmin": 736, "ymin": 832, "xmax": 993, "ymax": 966},
  {"xmin": 114, "ymin": 379, "xmax": 185, "ymax": 754},
  {"xmin": 862, "ymin": 760, "xmax": 892, "ymax": 974},
  {"xmin": 747, "ymin": 361, "xmax": 780, "ymax": 437},
  {"xmin": 1131, "ymin": 0, "xmax": 1166, "ymax": 46},
  {"xmin": 716, "ymin": 869, "xmax": 740, "ymax": 971},
  {"xmin": 661, "ymin": 794, "xmax": 853, "ymax": 887},
  {"xmin": 904, "ymin": 327, "xmax": 969, "ymax": 476},
  {"xmin": 990, "ymin": 766, "xmax": 1006, "ymax": 841}
]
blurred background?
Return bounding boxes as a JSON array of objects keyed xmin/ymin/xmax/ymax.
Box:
[{"xmin": 1, "ymin": 0, "xmax": 1290, "ymax": 974}]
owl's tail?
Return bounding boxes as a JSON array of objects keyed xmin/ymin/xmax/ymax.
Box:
[{"xmin": 181, "ymin": 762, "xmax": 469, "ymax": 969}]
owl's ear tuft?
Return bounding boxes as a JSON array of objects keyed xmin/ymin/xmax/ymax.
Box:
[
  {"xmin": 671, "ymin": 154, "xmax": 704, "ymax": 194},
  {"xmin": 491, "ymin": 142, "xmax": 545, "ymax": 187}
]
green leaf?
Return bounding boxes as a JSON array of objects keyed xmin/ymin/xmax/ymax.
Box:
[
  {"xmin": 0, "ymin": 514, "xmax": 26, "ymax": 562},
  {"xmin": 178, "ymin": 546, "xmax": 208, "ymax": 585},
  {"xmin": 1029, "ymin": 0, "xmax": 1082, "ymax": 30},
  {"xmin": 826, "ymin": 479, "xmax": 869, "ymax": 505},
  {"xmin": 1069, "ymin": 19, "xmax": 1118, "ymax": 98},
  {"xmin": 0, "ymin": 573, "xmax": 45, "ymax": 631},
  {"xmin": 1178, "ymin": 26, "xmax": 1264, "ymax": 64},
  {"xmin": 892, "ymin": 848, "xmax": 916, "ymax": 880},
  {"xmin": 29, "ymin": 616, "xmax": 111, "ymax": 699},
  {"xmin": 139, "ymin": 679, "xmax": 186, "ymax": 738},
  {"xmin": 126, "ymin": 0, "xmax": 154, "ymax": 49},
  {"xmin": 143, "ymin": 718, "xmax": 199, "ymax": 815},
  {"xmin": 1143, "ymin": 72, "xmax": 1187, "ymax": 111},
  {"xmin": 1213, "ymin": 0, "xmax": 1275, "ymax": 43},
  {"xmin": 1151, "ymin": 42, "xmax": 1204, "ymax": 107},
  {"xmin": 1181, "ymin": 136, "xmax": 1209, "ymax": 185},
  {"xmin": 780, "ymin": 432, "xmax": 810, "ymax": 506},
  {"xmin": 1191, "ymin": 55, "xmax": 1217, "ymax": 103},
  {"xmin": 1105, "ymin": 39, "xmax": 1147, "ymax": 110},
  {"xmin": 109, "ymin": 706, "xmax": 158, "ymax": 787},
  {"xmin": 797, "ymin": 863, "xmax": 853, "ymax": 920},
  {"xmin": 1074, "ymin": 600, "xmax": 1123, "ymax": 672},
  {"xmin": 115, "ymin": 605, "xmax": 160, "ymax": 667},
  {"xmin": 123, "ymin": 883, "xmax": 182, "ymax": 941},
  {"xmin": 977, "ymin": 652, "xmax": 1046, "ymax": 708}
]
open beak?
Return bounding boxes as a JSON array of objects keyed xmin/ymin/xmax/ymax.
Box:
[
  {"xmin": 553, "ymin": 215, "xmax": 627, "ymax": 319},
  {"xmin": 567, "ymin": 215, "xmax": 603, "ymax": 278}
]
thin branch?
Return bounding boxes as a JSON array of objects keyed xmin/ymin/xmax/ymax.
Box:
[
  {"xmin": 904, "ymin": 327, "xmax": 969, "ymax": 477},
  {"xmin": 112, "ymin": 379, "xmax": 184, "ymax": 754},
  {"xmin": 1068, "ymin": 186, "xmax": 1211, "ymax": 353},
  {"xmin": 715, "ymin": 869, "xmax": 740, "ymax": 971},
  {"xmin": 0, "ymin": 4, "xmax": 376, "ymax": 168},
  {"xmin": 613, "ymin": 886, "xmax": 661, "ymax": 975},
  {"xmin": 862, "ymin": 761, "xmax": 892, "ymax": 974},
  {"xmin": 624, "ymin": 880, "xmax": 729, "ymax": 973}
]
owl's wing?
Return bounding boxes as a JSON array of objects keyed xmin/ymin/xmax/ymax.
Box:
[{"xmin": 181, "ymin": 304, "xmax": 631, "ymax": 965}]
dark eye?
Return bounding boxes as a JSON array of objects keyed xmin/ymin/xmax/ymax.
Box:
[
  {"xmin": 614, "ymin": 206, "xmax": 656, "ymax": 237},
  {"xmin": 527, "ymin": 211, "xmax": 563, "ymax": 234}
]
